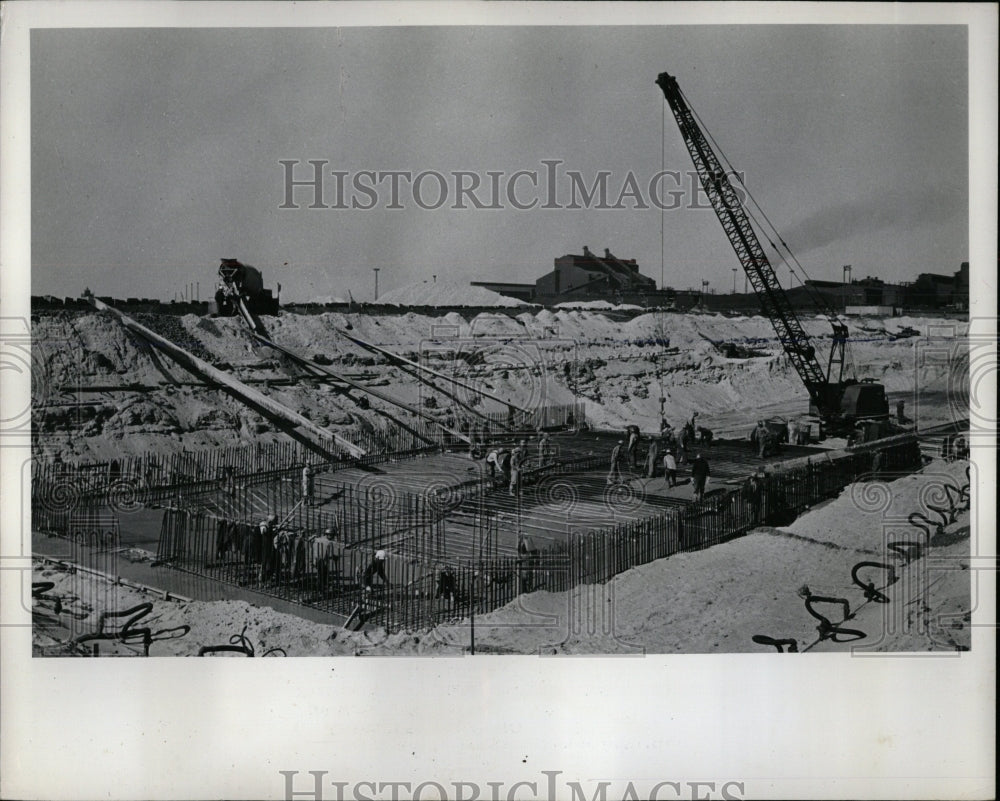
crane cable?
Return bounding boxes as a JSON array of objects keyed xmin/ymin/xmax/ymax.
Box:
[
  {"xmin": 658, "ymin": 101, "xmax": 667, "ymax": 418},
  {"xmin": 676, "ymin": 88, "xmax": 861, "ymax": 380}
]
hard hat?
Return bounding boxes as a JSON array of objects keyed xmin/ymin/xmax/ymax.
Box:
[{"xmin": 375, "ymin": 550, "xmax": 387, "ymax": 560}]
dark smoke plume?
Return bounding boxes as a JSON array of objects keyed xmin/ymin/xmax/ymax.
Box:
[{"xmin": 779, "ymin": 185, "xmax": 963, "ymax": 255}]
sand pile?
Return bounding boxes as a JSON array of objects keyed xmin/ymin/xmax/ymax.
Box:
[
  {"xmin": 32, "ymin": 308, "xmax": 966, "ymax": 461},
  {"xmin": 439, "ymin": 459, "xmax": 972, "ymax": 654},
  {"xmin": 377, "ymin": 281, "xmax": 531, "ymax": 308},
  {"xmin": 554, "ymin": 300, "xmax": 644, "ymax": 311}
]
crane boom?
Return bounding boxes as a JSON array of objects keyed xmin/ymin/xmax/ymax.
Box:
[
  {"xmin": 655, "ymin": 71, "xmax": 884, "ymax": 427},
  {"xmin": 656, "ymin": 72, "xmax": 830, "ymax": 398}
]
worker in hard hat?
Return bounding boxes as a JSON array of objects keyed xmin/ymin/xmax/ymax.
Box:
[{"xmin": 362, "ymin": 548, "xmax": 390, "ymax": 592}]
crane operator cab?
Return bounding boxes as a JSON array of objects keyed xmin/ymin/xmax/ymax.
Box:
[
  {"xmin": 840, "ymin": 382, "xmax": 889, "ymax": 421},
  {"xmin": 807, "ymin": 380, "xmax": 890, "ymax": 436}
]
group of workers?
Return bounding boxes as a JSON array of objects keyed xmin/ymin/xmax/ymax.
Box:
[
  {"xmin": 607, "ymin": 416, "xmax": 713, "ymax": 501},
  {"xmin": 213, "ymin": 511, "xmax": 392, "ymax": 596},
  {"xmin": 484, "ymin": 432, "xmax": 553, "ymax": 495},
  {"xmin": 750, "ymin": 420, "xmax": 782, "ymax": 458},
  {"xmin": 749, "ymin": 418, "xmax": 810, "ymax": 458}
]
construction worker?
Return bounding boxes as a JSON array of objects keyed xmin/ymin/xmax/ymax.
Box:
[
  {"xmin": 486, "ymin": 447, "xmax": 512, "ymax": 487},
  {"xmin": 645, "ymin": 437, "xmax": 659, "ymax": 478},
  {"xmin": 607, "ymin": 440, "xmax": 625, "ymax": 485},
  {"xmin": 311, "ymin": 529, "xmax": 330, "ymax": 593},
  {"xmin": 486, "ymin": 448, "xmax": 501, "ymax": 482},
  {"xmin": 499, "ymin": 449, "xmax": 513, "ymax": 487},
  {"xmin": 509, "ymin": 440, "xmax": 526, "ymax": 496},
  {"xmin": 625, "ymin": 425, "xmax": 640, "ymax": 469},
  {"xmin": 663, "ymin": 449, "xmax": 678, "ymax": 488},
  {"xmin": 678, "ymin": 423, "xmax": 694, "ymax": 465},
  {"xmin": 690, "ymin": 453, "xmax": 710, "ymax": 502},
  {"xmin": 745, "ymin": 468, "xmax": 765, "ymax": 521},
  {"xmin": 485, "ymin": 448, "xmax": 503, "ymax": 484},
  {"xmin": 273, "ymin": 525, "xmax": 294, "ymax": 583},
  {"xmin": 790, "ymin": 418, "xmax": 808, "ymax": 446},
  {"xmin": 301, "ymin": 464, "xmax": 315, "ymax": 506},
  {"xmin": 362, "ymin": 549, "xmax": 390, "ymax": 592},
  {"xmin": 681, "ymin": 416, "xmax": 697, "ymax": 451},
  {"xmin": 517, "ymin": 535, "xmax": 540, "ymax": 593},
  {"xmin": 537, "ymin": 432, "xmax": 551, "ymax": 468},
  {"xmin": 755, "ymin": 420, "xmax": 769, "ymax": 458},
  {"xmin": 435, "ymin": 563, "xmax": 457, "ymax": 609},
  {"xmin": 257, "ymin": 514, "xmax": 277, "ymax": 583},
  {"xmin": 662, "ymin": 424, "xmax": 677, "ymax": 451}
]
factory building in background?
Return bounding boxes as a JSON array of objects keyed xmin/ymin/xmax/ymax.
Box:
[
  {"xmin": 474, "ymin": 253, "xmax": 969, "ymax": 314},
  {"xmin": 473, "ymin": 246, "xmax": 668, "ymax": 306}
]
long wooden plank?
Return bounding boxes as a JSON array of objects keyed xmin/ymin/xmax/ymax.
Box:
[
  {"xmin": 88, "ymin": 297, "xmax": 367, "ymax": 458},
  {"xmin": 251, "ymin": 331, "xmax": 472, "ymax": 445},
  {"xmin": 336, "ymin": 328, "xmax": 531, "ymax": 415},
  {"xmin": 335, "ymin": 333, "xmax": 515, "ymax": 429}
]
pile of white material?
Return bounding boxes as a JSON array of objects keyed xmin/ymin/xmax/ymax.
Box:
[
  {"xmin": 376, "ymin": 281, "xmax": 531, "ymax": 308},
  {"xmin": 306, "ymin": 295, "xmax": 348, "ymax": 305},
  {"xmin": 554, "ymin": 300, "xmax": 645, "ymax": 310},
  {"xmin": 457, "ymin": 459, "xmax": 972, "ymax": 654}
]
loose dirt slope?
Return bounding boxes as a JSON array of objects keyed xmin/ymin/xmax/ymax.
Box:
[{"xmin": 33, "ymin": 308, "xmax": 965, "ymax": 461}]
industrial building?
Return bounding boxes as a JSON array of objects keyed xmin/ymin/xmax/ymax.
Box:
[
  {"xmin": 473, "ymin": 246, "xmax": 670, "ymax": 306},
  {"xmin": 473, "ymin": 250, "xmax": 968, "ymax": 314}
]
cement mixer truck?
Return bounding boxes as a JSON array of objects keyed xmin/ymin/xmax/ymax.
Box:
[{"xmin": 212, "ymin": 258, "xmax": 279, "ymax": 331}]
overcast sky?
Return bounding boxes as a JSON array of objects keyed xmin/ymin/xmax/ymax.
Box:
[{"xmin": 31, "ymin": 25, "xmax": 968, "ymax": 302}]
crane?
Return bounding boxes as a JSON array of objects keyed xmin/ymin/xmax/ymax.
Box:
[{"xmin": 655, "ymin": 71, "xmax": 889, "ymax": 435}]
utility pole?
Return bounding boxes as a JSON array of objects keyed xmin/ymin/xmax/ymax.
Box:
[
  {"xmin": 842, "ymin": 265, "xmax": 852, "ymax": 312},
  {"xmin": 372, "ymin": 268, "xmax": 380, "ymax": 301}
]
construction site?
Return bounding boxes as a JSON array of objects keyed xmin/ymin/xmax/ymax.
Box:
[{"xmin": 29, "ymin": 72, "xmax": 974, "ymax": 657}]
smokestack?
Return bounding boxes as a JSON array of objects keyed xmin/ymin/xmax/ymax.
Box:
[
  {"xmin": 604, "ymin": 248, "xmax": 611, "ymax": 259},
  {"xmin": 583, "ymin": 246, "xmax": 591, "ymax": 257}
]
